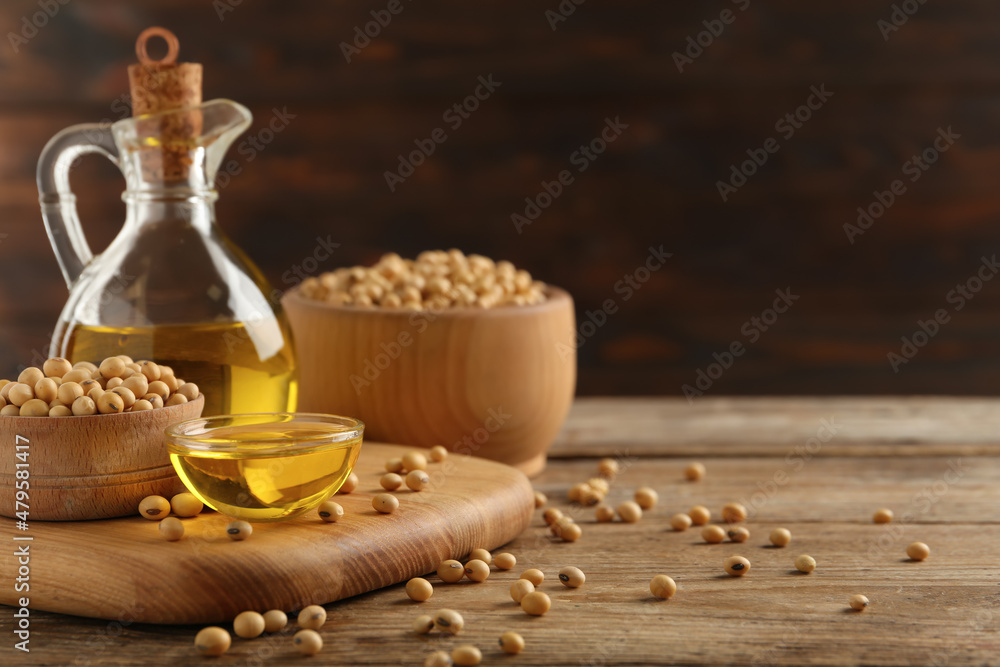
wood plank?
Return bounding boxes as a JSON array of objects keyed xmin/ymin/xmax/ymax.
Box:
[
  {"xmin": 4, "ymin": 454, "xmax": 997, "ymax": 666},
  {"xmin": 5, "ymin": 0, "xmax": 1000, "ymax": 104},
  {"xmin": 0, "ymin": 442, "xmax": 534, "ymax": 625},
  {"xmin": 550, "ymin": 397, "xmax": 1000, "ymax": 458}
]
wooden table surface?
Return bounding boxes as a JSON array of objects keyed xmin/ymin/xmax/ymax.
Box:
[{"xmin": 3, "ymin": 397, "xmax": 1000, "ymax": 666}]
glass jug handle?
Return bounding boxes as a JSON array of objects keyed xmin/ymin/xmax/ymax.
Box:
[{"xmin": 36, "ymin": 124, "xmax": 121, "ymax": 288}]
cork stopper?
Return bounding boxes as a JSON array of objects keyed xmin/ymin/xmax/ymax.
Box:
[{"xmin": 127, "ymin": 27, "xmax": 203, "ymax": 183}]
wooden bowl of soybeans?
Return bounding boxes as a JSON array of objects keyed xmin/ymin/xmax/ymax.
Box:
[
  {"xmin": 0, "ymin": 357, "xmax": 205, "ymax": 521},
  {"xmin": 282, "ymin": 250, "xmax": 577, "ymax": 476}
]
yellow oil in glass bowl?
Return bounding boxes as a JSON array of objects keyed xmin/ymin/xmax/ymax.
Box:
[{"xmin": 165, "ymin": 413, "xmax": 363, "ymax": 522}]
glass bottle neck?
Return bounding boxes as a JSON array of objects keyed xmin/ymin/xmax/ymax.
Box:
[{"xmin": 123, "ymin": 191, "xmax": 218, "ymax": 233}]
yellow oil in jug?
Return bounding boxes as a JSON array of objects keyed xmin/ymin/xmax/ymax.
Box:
[{"xmin": 61, "ymin": 319, "xmax": 297, "ymax": 416}]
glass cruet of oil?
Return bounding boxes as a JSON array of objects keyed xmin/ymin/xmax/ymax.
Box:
[{"xmin": 37, "ymin": 30, "xmax": 296, "ymax": 416}]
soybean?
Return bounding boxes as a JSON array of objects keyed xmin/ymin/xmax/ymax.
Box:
[
  {"xmin": 406, "ymin": 577, "xmax": 434, "ymax": 602},
  {"xmin": 438, "ymin": 560, "xmax": 466, "ymax": 583},
  {"xmin": 412, "ymin": 614, "xmax": 435, "ymax": 634},
  {"xmin": 702, "ymin": 525, "xmax": 727, "ymax": 543},
  {"xmin": 170, "ymin": 493, "xmax": 203, "ymax": 518},
  {"xmin": 521, "ymin": 568, "xmax": 544, "ymax": 586},
  {"xmin": 560, "ymin": 523, "xmax": 583, "ymax": 542},
  {"xmin": 873, "ymin": 508, "xmax": 894, "ymax": 524},
  {"xmin": 907, "ymin": 541, "xmax": 930, "ymax": 561},
  {"xmin": 558, "ymin": 566, "xmax": 585, "ymax": 588},
  {"xmin": 769, "ymin": 528, "xmax": 792, "ymax": 547},
  {"xmin": 429, "ymin": 445, "xmax": 448, "ymax": 462},
  {"xmin": 728, "ymin": 527, "xmax": 750, "ymax": 543},
  {"xmin": 689, "ymin": 505, "xmax": 711, "ymax": 525},
  {"xmin": 617, "ymin": 501, "xmax": 643, "ymax": 523},
  {"xmin": 317, "ymin": 500, "xmax": 344, "ymax": 522},
  {"xmin": 499, "ymin": 630, "xmax": 525, "ymax": 654},
  {"xmin": 158, "ymin": 517, "xmax": 184, "ymax": 541},
  {"xmin": 297, "ymin": 605, "xmax": 327, "ymax": 630},
  {"xmin": 597, "ymin": 457, "xmax": 619, "ymax": 478},
  {"xmin": 226, "ymin": 520, "xmax": 253, "ymax": 541},
  {"xmin": 138, "ymin": 495, "xmax": 170, "ymax": 520},
  {"xmin": 381, "ymin": 472, "xmax": 403, "ymax": 490},
  {"xmin": 542, "ymin": 508, "xmax": 563, "ymax": 525},
  {"xmin": 795, "ymin": 554, "xmax": 817, "ymax": 573},
  {"xmin": 72, "ymin": 395, "xmax": 97, "ymax": 416},
  {"xmin": 403, "ymin": 451, "xmax": 428, "ymax": 471},
  {"xmin": 424, "ymin": 651, "xmax": 452, "ymax": 667},
  {"xmin": 494, "ymin": 552, "xmax": 517, "ymax": 570},
  {"xmin": 373, "ymin": 493, "xmax": 399, "ymax": 514},
  {"xmin": 469, "ymin": 548, "xmax": 492, "ymax": 565},
  {"xmin": 19, "ymin": 399, "xmax": 48, "ymax": 417},
  {"xmin": 724, "ymin": 556, "xmax": 751, "ymax": 577},
  {"xmin": 650, "ymin": 574, "xmax": 677, "ymax": 599},
  {"xmin": 850, "ymin": 594, "xmax": 870, "ymax": 611},
  {"xmin": 406, "ymin": 469, "xmax": 430, "ymax": 491},
  {"xmin": 520, "ymin": 591, "xmax": 551, "ymax": 616},
  {"xmin": 670, "ymin": 513, "xmax": 693, "ymax": 531},
  {"xmin": 262, "ymin": 610, "xmax": 288, "ymax": 633},
  {"xmin": 685, "ymin": 462, "xmax": 706, "ymax": 481},
  {"xmin": 339, "ymin": 472, "xmax": 359, "ymax": 494},
  {"xmin": 451, "ymin": 645, "xmax": 482, "ymax": 666},
  {"xmin": 233, "ymin": 611, "xmax": 266, "ymax": 639},
  {"xmin": 194, "ymin": 627, "xmax": 230, "ymax": 656},
  {"xmin": 293, "ymin": 629, "xmax": 323, "ymax": 656},
  {"xmin": 635, "ymin": 487, "xmax": 658, "ymax": 510},
  {"xmin": 595, "ymin": 505, "xmax": 616, "ymax": 522},
  {"xmin": 510, "ymin": 579, "xmax": 534, "ymax": 603},
  {"xmin": 464, "ymin": 559, "xmax": 490, "ymax": 582},
  {"xmin": 434, "ymin": 609, "xmax": 464, "ymax": 634},
  {"xmin": 722, "ymin": 502, "xmax": 747, "ymax": 523}
]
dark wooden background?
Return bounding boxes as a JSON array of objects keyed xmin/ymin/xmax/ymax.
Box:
[{"xmin": 2, "ymin": 0, "xmax": 1000, "ymax": 396}]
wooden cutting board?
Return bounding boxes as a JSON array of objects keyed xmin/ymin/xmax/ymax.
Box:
[{"xmin": 0, "ymin": 442, "xmax": 534, "ymax": 625}]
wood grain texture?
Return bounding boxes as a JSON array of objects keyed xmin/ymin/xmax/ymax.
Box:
[
  {"xmin": 549, "ymin": 396, "xmax": 1000, "ymax": 457},
  {"xmin": 1, "ymin": 398, "xmax": 997, "ymax": 666},
  {"xmin": 0, "ymin": 396, "xmax": 203, "ymax": 521},
  {"xmin": 0, "ymin": 441, "xmax": 534, "ymax": 624},
  {"xmin": 284, "ymin": 287, "xmax": 577, "ymax": 476}
]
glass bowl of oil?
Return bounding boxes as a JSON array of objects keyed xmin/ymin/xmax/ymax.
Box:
[{"xmin": 165, "ymin": 413, "xmax": 363, "ymax": 522}]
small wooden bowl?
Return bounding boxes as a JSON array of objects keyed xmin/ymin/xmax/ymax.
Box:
[
  {"xmin": 283, "ymin": 287, "xmax": 577, "ymax": 476},
  {"xmin": 0, "ymin": 396, "xmax": 204, "ymax": 521}
]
